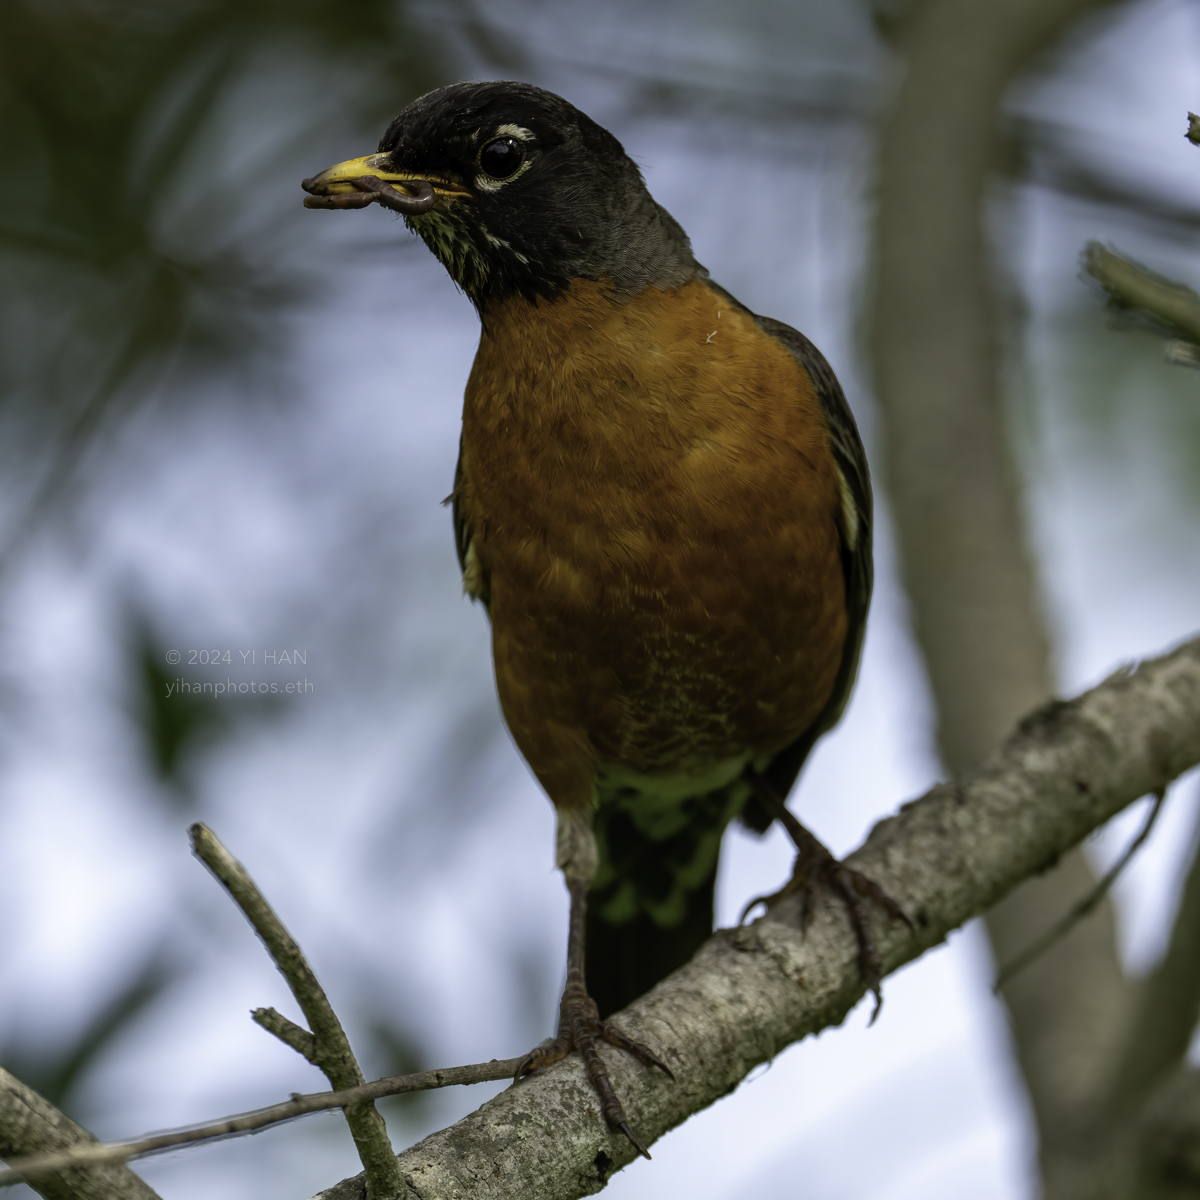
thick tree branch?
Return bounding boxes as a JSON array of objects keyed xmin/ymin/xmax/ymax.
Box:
[
  {"xmin": 4, "ymin": 637, "xmax": 1196, "ymax": 1199},
  {"xmin": 190, "ymin": 824, "xmax": 405, "ymax": 1200},
  {"xmin": 0, "ymin": 1068, "xmax": 160, "ymax": 1200},
  {"xmin": 308, "ymin": 634, "xmax": 1200, "ymax": 1200},
  {"xmin": 871, "ymin": 5, "xmax": 1132, "ymax": 1195}
]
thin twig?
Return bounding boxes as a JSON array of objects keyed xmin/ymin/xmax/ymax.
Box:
[
  {"xmin": 253, "ymin": 1006, "xmax": 317, "ymax": 1062},
  {"xmin": 5, "ymin": 637, "xmax": 1200, "ymax": 1200},
  {"xmin": 189, "ymin": 824, "xmax": 406, "ymax": 1199},
  {"xmin": 994, "ymin": 789, "xmax": 1167, "ymax": 992},
  {"xmin": 0, "ymin": 1058, "xmax": 524, "ymax": 1188},
  {"xmin": 289, "ymin": 637, "xmax": 1200, "ymax": 1200}
]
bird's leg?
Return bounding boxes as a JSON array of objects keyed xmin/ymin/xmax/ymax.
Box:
[
  {"xmin": 741, "ymin": 773, "xmax": 911, "ymax": 1021},
  {"xmin": 514, "ymin": 810, "xmax": 673, "ymax": 1160}
]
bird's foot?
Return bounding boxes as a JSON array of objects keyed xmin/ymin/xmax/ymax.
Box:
[
  {"xmin": 514, "ymin": 983, "xmax": 673, "ymax": 1159},
  {"xmin": 741, "ymin": 777, "xmax": 911, "ymax": 1021}
]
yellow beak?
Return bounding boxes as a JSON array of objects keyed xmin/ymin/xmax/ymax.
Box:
[{"xmin": 301, "ymin": 154, "xmax": 470, "ymax": 207}]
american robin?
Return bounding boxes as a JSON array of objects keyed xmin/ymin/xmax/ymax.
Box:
[{"xmin": 302, "ymin": 80, "xmax": 905, "ymax": 1157}]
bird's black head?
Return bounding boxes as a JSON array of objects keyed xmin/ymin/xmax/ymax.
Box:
[{"xmin": 302, "ymin": 81, "xmax": 701, "ymax": 309}]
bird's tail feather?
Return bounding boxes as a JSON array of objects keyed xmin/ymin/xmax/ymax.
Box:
[
  {"xmin": 585, "ymin": 785, "xmax": 740, "ymax": 1017},
  {"xmin": 586, "ymin": 876, "xmax": 715, "ymax": 1019}
]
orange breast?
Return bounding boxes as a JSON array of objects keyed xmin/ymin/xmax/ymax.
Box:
[{"xmin": 459, "ymin": 278, "xmax": 846, "ymax": 811}]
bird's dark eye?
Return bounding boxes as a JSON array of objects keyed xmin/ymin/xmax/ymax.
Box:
[{"xmin": 480, "ymin": 138, "xmax": 523, "ymax": 179}]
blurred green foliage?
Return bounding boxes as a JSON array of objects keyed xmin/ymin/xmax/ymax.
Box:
[
  {"xmin": 130, "ymin": 620, "xmax": 291, "ymax": 797},
  {"xmin": 0, "ymin": 950, "xmax": 174, "ymax": 1114},
  {"xmin": 366, "ymin": 1017, "xmax": 431, "ymax": 1117},
  {"xmin": 1059, "ymin": 301, "xmax": 1200, "ymax": 501},
  {"xmin": 0, "ymin": 0, "xmax": 454, "ymax": 570},
  {"xmin": 0, "ymin": 0, "xmax": 1196, "ymax": 1167},
  {"xmin": 0, "ymin": 0, "xmax": 459, "ymax": 1113},
  {"xmin": 137, "ymin": 631, "xmax": 231, "ymax": 787}
]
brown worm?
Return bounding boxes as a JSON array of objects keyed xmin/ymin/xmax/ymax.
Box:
[{"xmin": 301, "ymin": 175, "xmax": 439, "ymax": 214}]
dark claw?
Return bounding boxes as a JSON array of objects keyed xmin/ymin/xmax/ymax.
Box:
[
  {"xmin": 842, "ymin": 864, "xmax": 913, "ymax": 932},
  {"xmin": 618, "ymin": 1121, "xmax": 652, "ymax": 1161},
  {"xmin": 512, "ymin": 1037, "xmax": 568, "ymax": 1086},
  {"xmin": 829, "ymin": 866, "xmax": 885, "ymax": 1018},
  {"xmin": 517, "ymin": 996, "xmax": 669, "ymax": 1158},
  {"xmin": 739, "ymin": 888, "xmax": 783, "ymax": 926},
  {"xmin": 526, "ymin": 875, "xmax": 670, "ymax": 1158},
  {"xmin": 738, "ymin": 869, "xmax": 820, "ymax": 930},
  {"xmin": 744, "ymin": 771, "xmax": 911, "ymax": 1016},
  {"xmin": 599, "ymin": 1022, "xmax": 675, "ymax": 1080}
]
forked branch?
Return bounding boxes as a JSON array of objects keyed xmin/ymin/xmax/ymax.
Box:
[
  {"xmin": 190, "ymin": 825, "xmax": 406, "ymax": 1200},
  {"xmin": 313, "ymin": 635, "xmax": 1200, "ymax": 1200},
  {"xmin": 4, "ymin": 636, "xmax": 1199, "ymax": 1200}
]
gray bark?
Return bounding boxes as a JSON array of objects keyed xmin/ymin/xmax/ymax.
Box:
[
  {"xmin": 192, "ymin": 824, "xmax": 406, "ymax": 1200},
  {"xmin": 309, "ymin": 634, "xmax": 1200, "ymax": 1200},
  {"xmin": 0, "ymin": 1069, "xmax": 161, "ymax": 1200}
]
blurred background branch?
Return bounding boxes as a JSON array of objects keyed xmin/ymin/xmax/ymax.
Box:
[
  {"xmin": 316, "ymin": 634, "xmax": 1200, "ymax": 1200},
  {"xmin": 10, "ymin": 630, "xmax": 1200, "ymax": 1197},
  {"xmin": 0, "ymin": 0, "xmax": 454, "ymax": 580},
  {"xmin": 1, "ymin": 0, "xmax": 1199, "ymax": 1198},
  {"xmin": 871, "ymin": 3, "xmax": 1128, "ymax": 1181},
  {"xmin": 870, "ymin": 2, "xmax": 1200, "ymax": 1197},
  {"xmin": 1083, "ymin": 241, "xmax": 1200, "ymax": 361}
]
